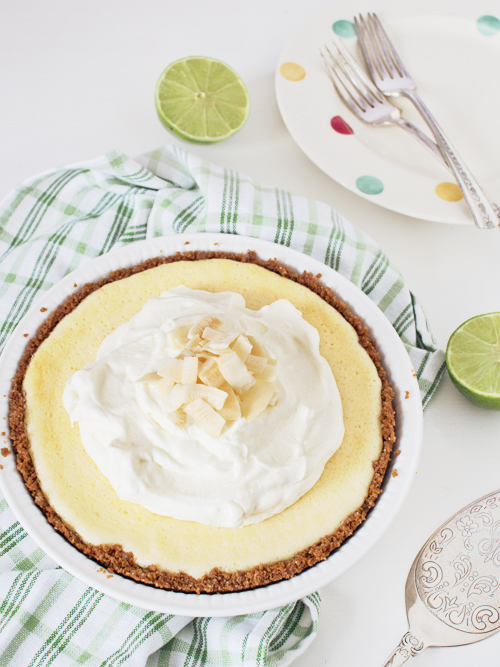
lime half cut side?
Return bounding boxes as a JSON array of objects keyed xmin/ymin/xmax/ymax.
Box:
[
  {"xmin": 446, "ymin": 312, "xmax": 500, "ymax": 410},
  {"xmin": 155, "ymin": 56, "xmax": 250, "ymax": 144}
]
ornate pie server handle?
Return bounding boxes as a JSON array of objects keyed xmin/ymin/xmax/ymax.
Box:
[{"xmin": 381, "ymin": 631, "xmax": 426, "ymax": 666}]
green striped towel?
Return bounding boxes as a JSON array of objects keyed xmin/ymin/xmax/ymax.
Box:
[{"xmin": 0, "ymin": 145, "xmax": 444, "ymax": 666}]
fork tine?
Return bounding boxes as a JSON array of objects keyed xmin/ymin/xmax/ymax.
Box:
[
  {"xmin": 324, "ymin": 42, "xmax": 386, "ymax": 113},
  {"xmin": 319, "ymin": 48, "xmax": 357, "ymax": 111},
  {"xmin": 364, "ymin": 13, "xmax": 399, "ymax": 79},
  {"xmin": 325, "ymin": 44, "xmax": 376, "ymax": 109},
  {"xmin": 320, "ymin": 47, "xmax": 367, "ymax": 113},
  {"xmin": 369, "ymin": 13, "xmax": 408, "ymax": 77},
  {"xmin": 354, "ymin": 14, "xmax": 386, "ymax": 82},
  {"xmin": 330, "ymin": 35, "xmax": 385, "ymax": 105}
]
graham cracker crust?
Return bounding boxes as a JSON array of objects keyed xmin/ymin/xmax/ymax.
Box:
[{"xmin": 9, "ymin": 250, "xmax": 396, "ymax": 594}]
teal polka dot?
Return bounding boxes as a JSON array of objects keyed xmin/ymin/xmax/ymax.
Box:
[
  {"xmin": 356, "ymin": 175, "xmax": 384, "ymax": 195},
  {"xmin": 477, "ymin": 15, "xmax": 500, "ymax": 36},
  {"xmin": 332, "ymin": 20, "xmax": 357, "ymax": 38}
]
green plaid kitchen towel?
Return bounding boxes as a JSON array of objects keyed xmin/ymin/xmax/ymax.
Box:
[{"xmin": 0, "ymin": 145, "xmax": 445, "ymax": 666}]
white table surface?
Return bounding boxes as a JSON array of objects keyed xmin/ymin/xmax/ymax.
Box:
[{"xmin": 2, "ymin": 0, "xmax": 500, "ymax": 665}]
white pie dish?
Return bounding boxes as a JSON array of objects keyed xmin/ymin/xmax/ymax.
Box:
[{"xmin": 0, "ymin": 232, "xmax": 422, "ymax": 616}]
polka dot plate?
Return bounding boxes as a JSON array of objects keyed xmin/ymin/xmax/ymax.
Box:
[{"xmin": 275, "ymin": 0, "xmax": 500, "ymax": 224}]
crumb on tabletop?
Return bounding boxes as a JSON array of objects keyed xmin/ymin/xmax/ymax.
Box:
[
  {"xmin": 0, "ymin": 465, "xmax": 3, "ymax": 470},
  {"xmin": 1, "ymin": 447, "xmax": 11, "ymax": 457},
  {"xmin": 40, "ymin": 307, "xmax": 47, "ymax": 313},
  {"xmin": 405, "ymin": 391, "xmax": 409, "ymax": 399},
  {"xmin": 74, "ymin": 283, "xmax": 77, "ymax": 288},
  {"xmin": 184, "ymin": 241, "xmax": 190, "ymax": 245},
  {"xmin": 316, "ymin": 273, "xmax": 322, "ymax": 278},
  {"xmin": 394, "ymin": 449, "xmax": 401, "ymax": 457},
  {"xmin": 392, "ymin": 469, "xmax": 398, "ymax": 478},
  {"xmin": 23, "ymin": 334, "xmax": 28, "ymax": 338}
]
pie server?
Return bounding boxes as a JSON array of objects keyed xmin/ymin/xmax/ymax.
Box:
[{"xmin": 382, "ymin": 488, "xmax": 500, "ymax": 665}]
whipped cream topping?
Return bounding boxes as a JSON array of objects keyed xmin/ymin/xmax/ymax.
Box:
[{"xmin": 63, "ymin": 287, "xmax": 344, "ymax": 528}]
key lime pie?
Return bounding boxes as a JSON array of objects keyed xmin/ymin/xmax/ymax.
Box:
[{"xmin": 10, "ymin": 251, "xmax": 395, "ymax": 593}]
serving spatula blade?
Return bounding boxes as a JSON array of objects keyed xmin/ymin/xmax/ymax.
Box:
[{"xmin": 382, "ymin": 489, "xmax": 500, "ymax": 665}]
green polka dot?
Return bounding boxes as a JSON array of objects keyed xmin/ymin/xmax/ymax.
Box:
[
  {"xmin": 356, "ymin": 175, "xmax": 384, "ymax": 195},
  {"xmin": 332, "ymin": 20, "xmax": 357, "ymax": 38},
  {"xmin": 477, "ymin": 15, "xmax": 500, "ymax": 36}
]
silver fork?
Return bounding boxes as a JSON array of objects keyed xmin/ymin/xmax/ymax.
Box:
[
  {"xmin": 319, "ymin": 40, "xmax": 447, "ymax": 168},
  {"xmin": 354, "ymin": 12, "xmax": 499, "ymax": 230}
]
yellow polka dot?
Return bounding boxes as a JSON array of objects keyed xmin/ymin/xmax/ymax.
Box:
[
  {"xmin": 435, "ymin": 182, "xmax": 463, "ymax": 202},
  {"xmin": 279, "ymin": 62, "xmax": 306, "ymax": 81}
]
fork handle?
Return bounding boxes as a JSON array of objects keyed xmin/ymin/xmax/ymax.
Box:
[
  {"xmin": 403, "ymin": 90, "xmax": 499, "ymax": 229},
  {"xmin": 381, "ymin": 631, "xmax": 426, "ymax": 666},
  {"xmin": 393, "ymin": 118, "xmax": 447, "ymax": 167}
]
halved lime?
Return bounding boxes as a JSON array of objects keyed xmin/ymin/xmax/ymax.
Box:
[
  {"xmin": 446, "ymin": 312, "xmax": 500, "ymax": 409},
  {"xmin": 155, "ymin": 56, "xmax": 250, "ymax": 144}
]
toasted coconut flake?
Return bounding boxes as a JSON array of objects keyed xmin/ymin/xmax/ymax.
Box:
[
  {"xmin": 164, "ymin": 384, "xmax": 186, "ymax": 412},
  {"xmin": 240, "ymin": 377, "xmax": 256, "ymax": 394},
  {"xmin": 168, "ymin": 409, "xmax": 187, "ymax": 430},
  {"xmin": 240, "ymin": 381, "xmax": 275, "ymax": 422},
  {"xmin": 209, "ymin": 331, "xmax": 239, "ymax": 349},
  {"xmin": 232, "ymin": 335, "xmax": 252, "ymax": 362},
  {"xmin": 198, "ymin": 357, "xmax": 215, "ymax": 374},
  {"xmin": 181, "ymin": 384, "xmax": 228, "ymax": 410},
  {"xmin": 201, "ymin": 327, "xmax": 220, "ymax": 341},
  {"xmin": 185, "ymin": 334, "xmax": 201, "ymax": 350},
  {"xmin": 167, "ymin": 325, "xmax": 190, "ymax": 348},
  {"xmin": 158, "ymin": 357, "xmax": 184, "ymax": 383},
  {"xmin": 206, "ymin": 346, "xmax": 233, "ymax": 357},
  {"xmin": 199, "ymin": 361, "xmax": 225, "ymax": 388},
  {"xmin": 157, "ymin": 377, "xmax": 175, "ymax": 401},
  {"xmin": 245, "ymin": 354, "xmax": 267, "ymax": 374},
  {"xmin": 135, "ymin": 372, "xmax": 163, "ymax": 383},
  {"xmin": 217, "ymin": 383, "xmax": 241, "ymax": 421},
  {"xmin": 247, "ymin": 336, "xmax": 267, "ymax": 358},
  {"xmin": 184, "ymin": 399, "xmax": 225, "ymax": 437},
  {"xmin": 181, "ymin": 356, "xmax": 198, "ymax": 385},
  {"xmin": 217, "ymin": 352, "xmax": 254, "ymax": 393},
  {"xmin": 255, "ymin": 366, "xmax": 277, "ymax": 382},
  {"xmin": 188, "ymin": 316, "xmax": 223, "ymax": 339}
]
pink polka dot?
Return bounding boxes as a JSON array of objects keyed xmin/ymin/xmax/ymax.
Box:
[{"xmin": 331, "ymin": 116, "xmax": 354, "ymax": 135}]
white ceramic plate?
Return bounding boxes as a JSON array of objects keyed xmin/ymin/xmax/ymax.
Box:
[
  {"xmin": 0, "ymin": 233, "xmax": 422, "ymax": 616},
  {"xmin": 275, "ymin": 0, "xmax": 500, "ymax": 224}
]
